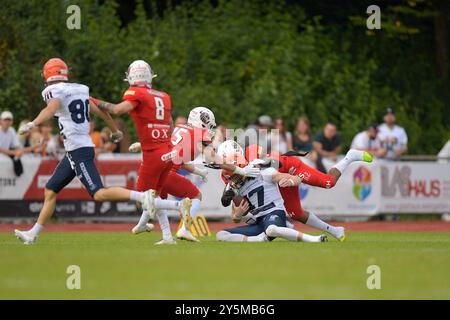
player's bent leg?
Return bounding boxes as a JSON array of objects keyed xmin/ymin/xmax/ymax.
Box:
[
  {"xmin": 265, "ymin": 225, "xmax": 327, "ymax": 243},
  {"xmin": 15, "ymin": 154, "xmax": 76, "ymax": 245},
  {"xmin": 330, "ymin": 149, "xmax": 373, "ymax": 182},
  {"xmin": 131, "ymin": 212, "xmax": 155, "ymax": 235},
  {"xmin": 216, "ymin": 230, "xmax": 268, "ymax": 242},
  {"xmin": 93, "ymin": 187, "xmax": 141, "ymax": 202},
  {"xmin": 217, "ymin": 223, "xmax": 267, "ymax": 242},
  {"xmin": 157, "ymin": 172, "xmax": 201, "ymax": 242},
  {"xmin": 178, "ymin": 193, "xmax": 202, "ymax": 242},
  {"xmin": 154, "ymin": 209, "xmax": 176, "ymax": 245},
  {"xmin": 262, "ymin": 210, "xmax": 327, "ymax": 243},
  {"xmin": 15, "ymin": 189, "xmax": 58, "ymax": 244},
  {"xmin": 303, "ymin": 210, "xmax": 346, "ymax": 241},
  {"xmin": 296, "ymin": 162, "xmax": 337, "ymax": 189}
]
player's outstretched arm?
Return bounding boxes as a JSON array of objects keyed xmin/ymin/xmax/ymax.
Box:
[
  {"xmin": 272, "ymin": 171, "xmax": 302, "ymax": 188},
  {"xmin": 19, "ymin": 99, "xmax": 60, "ymax": 135},
  {"xmin": 182, "ymin": 164, "xmax": 208, "ymax": 181},
  {"xmin": 203, "ymin": 145, "xmax": 260, "ymax": 177},
  {"xmin": 90, "ymin": 103, "xmax": 123, "ymax": 143},
  {"xmin": 90, "ymin": 97, "xmax": 134, "ymax": 116}
]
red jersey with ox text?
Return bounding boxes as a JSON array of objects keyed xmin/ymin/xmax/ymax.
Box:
[
  {"xmin": 170, "ymin": 124, "xmax": 212, "ymax": 169},
  {"xmin": 123, "ymin": 86, "xmax": 172, "ymax": 151}
]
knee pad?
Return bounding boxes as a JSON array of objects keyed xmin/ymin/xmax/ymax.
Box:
[
  {"xmin": 216, "ymin": 230, "xmax": 229, "ymax": 241},
  {"xmin": 265, "ymin": 225, "xmax": 278, "ymax": 238}
]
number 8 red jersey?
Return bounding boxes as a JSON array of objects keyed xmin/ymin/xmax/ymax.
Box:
[{"xmin": 123, "ymin": 86, "xmax": 172, "ymax": 150}]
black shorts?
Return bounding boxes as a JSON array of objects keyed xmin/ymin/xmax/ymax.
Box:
[
  {"xmin": 46, "ymin": 147, "xmax": 103, "ymax": 197},
  {"xmin": 224, "ymin": 210, "xmax": 287, "ymax": 241}
]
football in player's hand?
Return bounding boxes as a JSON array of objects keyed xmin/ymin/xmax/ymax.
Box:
[{"xmin": 233, "ymin": 196, "xmax": 249, "ymax": 214}]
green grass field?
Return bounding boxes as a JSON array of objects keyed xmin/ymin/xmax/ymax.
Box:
[{"xmin": 1, "ymin": 232, "xmax": 450, "ymax": 299}]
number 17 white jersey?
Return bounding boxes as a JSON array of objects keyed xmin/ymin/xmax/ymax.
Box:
[
  {"xmin": 238, "ymin": 167, "xmax": 286, "ymax": 219},
  {"xmin": 42, "ymin": 82, "xmax": 94, "ymax": 152}
]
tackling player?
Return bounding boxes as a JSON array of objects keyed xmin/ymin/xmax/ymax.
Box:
[
  {"xmin": 216, "ymin": 146, "xmax": 327, "ymax": 243},
  {"xmin": 129, "ymin": 108, "xmax": 261, "ymax": 244},
  {"xmin": 14, "ymin": 58, "xmax": 154, "ymax": 244},
  {"xmin": 90, "ymin": 60, "xmax": 193, "ymax": 235},
  {"xmin": 241, "ymin": 143, "xmax": 373, "ymax": 241}
]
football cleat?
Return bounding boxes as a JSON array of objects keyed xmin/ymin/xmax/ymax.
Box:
[
  {"xmin": 14, "ymin": 230, "xmax": 37, "ymax": 245},
  {"xmin": 333, "ymin": 226, "xmax": 346, "ymax": 242},
  {"xmin": 176, "ymin": 228, "xmax": 200, "ymax": 242},
  {"xmin": 142, "ymin": 189, "xmax": 157, "ymax": 220},
  {"xmin": 131, "ymin": 223, "xmax": 154, "ymax": 235},
  {"xmin": 155, "ymin": 238, "xmax": 177, "ymax": 245},
  {"xmin": 319, "ymin": 235, "xmax": 328, "ymax": 242},
  {"xmin": 363, "ymin": 151, "xmax": 373, "ymax": 163}
]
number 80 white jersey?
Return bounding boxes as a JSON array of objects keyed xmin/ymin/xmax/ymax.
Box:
[{"xmin": 42, "ymin": 82, "xmax": 94, "ymax": 152}]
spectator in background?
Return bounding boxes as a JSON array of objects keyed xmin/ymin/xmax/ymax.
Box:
[
  {"xmin": 313, "ymin": 122, "xmax": 342, "ymax": 160},
  {"xmin": 0, "ymin": 111, "xmax": 22, "ymax": 158},
  {"xmin": 0, "ymin": 111, "xmax": 38, "ymax": 176},
  {"xmin": 293, "ymin": 116, "xmax": 313, "ymax": 153},
  {"xmin": 90, "ymin": 121, "xmax": 104, "ymax": 150},
  {"xmin": 293, "ymin": 116, "xmax": 320, "ymax": 164},
  {"xmin": 18, "ymin": 119, "xmax": 33, "ymax": 148},
  {"xmin": 213, "ymin": 124, "xmax": 228, "ymax": 148},
  {"xmin": 270, "ymin": 117, "xmax": 293, "ymax": 155},
  {"xmin": 313, "ymin": 122, "xmax": 342, "ymax": 172},
  {"xmin": 257, "ymin": 115, "xmax": 274, "ymax": 154},
  {"xmin": 378, "ymin": 108, "xmax": 408, "ymax": 159},
  {"xmin": 113, "ymin": 119, "xmax": 131, "ymax": 153},
  {"xmin": 39, "ymin": 121, "xmax": 59, "ymax": 158},
  {"xmin": 350, "ymin": 124, "xmax": 387, "ymax": 158},
  {"xmin": 100, "ymin": 127, "xmax": 116, "ymax": 153},
  {"xmin": 174, "ymin": 115, "xmax": 187, "ymax": 126}
]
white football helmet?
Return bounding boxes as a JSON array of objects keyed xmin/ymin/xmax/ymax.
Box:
[
  {"xmin": 124, "ymin": 60, "xmax": 157, "ymax": 87},
  {"xmin": 217, "ymin": 140, "xmax": 244, "ymax": 160},
  {"xmin": 187, "ymin": 107, "xmax": 216, "ymax": 135}
]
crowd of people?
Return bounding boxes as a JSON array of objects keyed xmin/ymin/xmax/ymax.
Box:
[
  {"xmin": 0, "ymin": 110, "xmax": 135, "ymax": 162},
  {"xmin": 217, "ymin": 107, "xmax": 414, "ymax": 173},
  {"xmin": 2, "ymin": 106, "xmax": 449, "ymax": 177}
]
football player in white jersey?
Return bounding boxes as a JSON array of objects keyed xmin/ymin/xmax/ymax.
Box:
[
  {"xmin": 216, "ymin": 145, "xmax": 327, "ymax": 243},
  {"xmin": 13, "ymin": 58, "xmax": 165, "ymax": 244}
]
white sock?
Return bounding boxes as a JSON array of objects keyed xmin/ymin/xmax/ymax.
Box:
[
  {"xmin": 216, "ymin": 231, "xmax": 246, "ymax": 242},
  {"xmin": 300, "ymin": 233, "xmax": 323, "ymax": 243},
  {"xmin": 182, "ymin": 198, "xmax": 201, "ymax": 231},
  {"xmin": 154, "ymin": 197, "xmax": 180, "ymax": 210},
  {"xmin": 247, "ymin": 232, "xmax": 268, "ymax": 242},
  {"xmin": 265, "ymin": 225, "xmax": 300, "ymax": 241},
  {"xmin": 286, "ymin": 220, "xmax": 295, "ymax": 229},
  {"xmin": 333, "ymin": 149, "xmax": 365, "ymax": 174},
  {"xmin": 29, "ymin": 223, "xmax": 43, "ymax": 237},
  {"xmin": 305, "ymin": 212, "xmax": 338, "ymax": 237},
  {"xmin": 156, "ymin": 210, "xmax": 172, "ymax": 240},
  {"xmin": 136, "ymin": 210, "xmax": 150, "ymax": 227},
  {"xmin": 190, "ymin": 199, "xmax": 201, "ymax": 219},
  {"xmin": 130, "ymin": 191, "xmax": 144, "ymax": 203}
]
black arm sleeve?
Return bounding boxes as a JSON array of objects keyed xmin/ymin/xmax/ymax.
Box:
[{"xmin": 221, "ymin": 189, "xmax": 235, "ymax": 207}]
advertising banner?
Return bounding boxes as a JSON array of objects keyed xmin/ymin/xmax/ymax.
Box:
[{"xmin": 1, "ymin": 156, "xmax": 449, "ymax": 218}]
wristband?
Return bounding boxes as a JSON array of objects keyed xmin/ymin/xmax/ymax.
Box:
[
  {"xmin": 233, "ymin": 166, "xmax": 245, "ymax": 176},
  {"xmin": 89, "ymin": 97, "xmax": 100, "ymax": 106}
]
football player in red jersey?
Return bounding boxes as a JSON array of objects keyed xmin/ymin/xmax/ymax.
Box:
[
  {"xmin": 219, "ymin": 141, "xmax": 373, "ymax": 241},
  {"xmin": 232, "ymin": 143, "xmax": 373, "ymax": 241},
  {"xmin": 90, "ymin": 60, "xmax": 192, "ymax": 234},
  {"xmin": 129, "ymin": 107, "xmax": 261, "ymax": 244}
]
